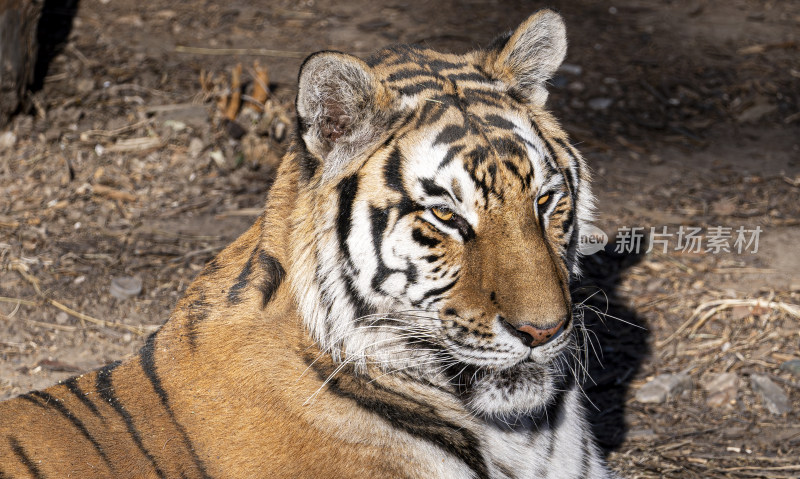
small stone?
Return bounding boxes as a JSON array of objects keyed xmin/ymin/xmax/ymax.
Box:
[
  {"xmin": 704, "ymin": 372, "xmax": 738, "ymax": 407},
  {"xmin": 635, "ymin": 373, "xmax": 692, "ymax": 403},
  {"xmin": 750, "ymin": 374, "xmax": 791, "ymax": 415},
  {"xmin": 75, "ymin": 78, "xmax": 95, "ymax": 94},
  {"xmin": 780, "ymin": 359, "xmax": 800, "ymax": 377},
  {"xmin": 163, "ymin": 120, "xmax": 187, "ymax": 132},
  {"xmin": 736, "ymin": 102, "xmax": 777, "ymax": 123},
  {"xmin": 55, "ymin": 312, "xmax": 69, "ymax": 325},
  {"xmin": 0, "ymin": 131, "xmax": 17, "ymax": 150},
  {"xmin": 110, "ymin": 276, "xmax": 143, "ymax": 300},
  {"xmin": 155, "ymin": 9, "xmax": 177, "ymax": 20},
  {"xmin": 188, "ymin": 137, "xmax": 204, "ymax": 158},
  {"xmin": 588, "ymin": 97, "xmax": 613, "ymax": 111},
  {"xmin": 209, "ymin": 150, "xmax": 226, "ymax": 168}
]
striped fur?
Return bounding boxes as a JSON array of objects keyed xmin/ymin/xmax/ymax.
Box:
[{"xmin": 0, "ymin": 10, "xmax": 615, "ymax": 478}]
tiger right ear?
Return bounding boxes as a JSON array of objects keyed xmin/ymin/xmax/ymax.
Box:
[
  {"xmin": 296, "ymin": 52, "xmax": 396, "ymax": 180},
  {"xmin": 483, "ymin": 10, "xmax": 568, "ymax": 107}
]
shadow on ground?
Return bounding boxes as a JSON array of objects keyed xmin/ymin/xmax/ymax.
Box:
[
  {"xmin": 574, "ymin": 249, "xmax": 650, "ymax": 451},
  {"xmin": 31, "ymin": 0, "xmax": 80, "ymax": 92}
]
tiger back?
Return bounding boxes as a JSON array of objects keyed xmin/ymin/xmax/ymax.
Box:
[{"xmin": 0, "ymin": 10, "xmax": 615, "ymax": 479}]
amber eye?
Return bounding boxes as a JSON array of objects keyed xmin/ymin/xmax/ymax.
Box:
[
  {"xmin": 537, "ymin": 194, "xmax": 551, "ymax": 206},
  {"xmin": 431, "ymin": 206, "xmax": 454, "ymax": 222}
]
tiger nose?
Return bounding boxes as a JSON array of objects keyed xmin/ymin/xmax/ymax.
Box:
[{"xmin": 514, "ymin": 320, "xmax": 566, "ymax": 348}]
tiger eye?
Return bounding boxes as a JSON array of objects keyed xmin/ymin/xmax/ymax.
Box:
[
  {"xmin": 537, "ymin": 194, "xmax": 551, "ymax": 206},
  {"xmin": 432, "ymin": 207, "xmax": 454, "ymax": 222}
]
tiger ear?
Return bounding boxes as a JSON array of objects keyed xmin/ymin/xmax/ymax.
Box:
[
  {"xmin": 296, "ymin": 52, "xmax": 395, "ymax": 179},
  {"xmin": 483, "ymin": 10, "xmax": 567, "ymax": 107}
]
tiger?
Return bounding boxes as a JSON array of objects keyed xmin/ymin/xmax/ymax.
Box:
[{"xmin": 0, "ymin": 10, "xmax": 616, "ymax": 479}]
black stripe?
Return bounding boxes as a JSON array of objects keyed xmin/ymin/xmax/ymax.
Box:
[
  {"xmin": 411, "ymin": 228, "xmax": 440, "ymax": 248},
  {"xmin": 491, "ymin": 138, "xmax": 527, "ymax": 162},
  {"xmin": 448, "ymin": 72, "xmax": 491, "ymax": 84},
  {"xmin": 460, "ymin": 87, "xmax": 506, "ymax": 103},
  {"xmin": 198, "ymin": 258, "xmax": 221, "ymax": 277},
  {"xmin": 369, "ymin": 206, "xmax": 394, "ymax": 292},
  {"xmin": 397, "ymin": 80, "xmax": 442, "ymax": 96},
  {"xmin": 424, "ymin": 254, "xmax": 441, "ymax": 263},
  {"xmin": 257, "ymin": 252, "xmax": 285, "ymax": 308},
  {"xmin": 29, "ymin": 391, "xmax": 113, "ymax": 469},
  {"xmin": 484, "ymin": 114, "xmax": 516, "ymax": 131},
  {"xmin": 63, "ymin": 377, "xmax": 104, "ymax": 420},
  {"xmin": 336, "ymin": 174, "xmax": 359, "ymax": 255},
  {"xmin": 304, "ymin": 356, "xmax": 488, "ymax": 477},
  {"xmin": 465, "ymin": 145, "xmax": 489, "ymax": 171},
  {"xmin": 227, "ymin": 253, "xmax": 254, "ymax": 304},
  {"xmin": 298, "ymin": 151, "xmax": 321, "ymax": 184},
  {"xmin": 425, "ymin": 59, "xmax": 465, "ymax": 72},
  {"xmin": 551, "ymin": 138, "xmax": 580, "ymax": 264},
  {"xmin": 420, "ymin": 178, "xmax": 449, "ymax": 199},
  {"xmin": 416, "ymin": 97, "xmax": 448, "ymax": 126},
  {"xmin": 502, "ymin": 160, "xmax": 527, "ymax": 188},
  {"xmin": 96, "ymin": 361, "xmax": 167, "ymax": 478},
  {"xmin": 530, "ymin": 120, "xmax": 559, "ymax": 173},
  {"xmin": 437, "ymin": 144, "xmax": 465, "ymax": 169},
  {"xmin": 185, "ymin": 293, "xmax": 209, "ymax": 350},
  {"xmin": 9, "ymin": 436, "xmax": 45, "ymax": 479},
  {"xmin": 336, "ymin": 174, "xmax": 373, "ymax": 320},
  {"xmin": 18, "ymin": 393, "xmax": 47, "ymax": 409},
  {"xmin": 387, "ymin": 69, "xmax": 439, "ymax": 83},
  {"xmin": 506, "ymin": 87, "xmax": 528, "ymax": 104},
  {"xmin": 384, "ymin": 147, "xmax": 406, "ymax": 194},
  {"xmin": 433, "ymin": 124, "xmax": 467, "ymax": 146},
  {"xmin": 416, "ymin": 277, "xmax": 458, "ymax": 307},
  {"xmin": 366, "ymin": 44, "xmax": 420, "ymax": 67},
  {"xmin": 140, "ymin": 334, "xmax": 212, "ymax": 479}
]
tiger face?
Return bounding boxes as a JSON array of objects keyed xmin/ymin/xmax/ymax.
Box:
[{"xmin": 290, "ymin": 11, "xmax": 592, "ymax": 418}]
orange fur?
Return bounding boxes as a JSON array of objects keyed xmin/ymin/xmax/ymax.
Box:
[{"xmin": 0, "ymin": 11, "xmax": 608, "ymax": 478}]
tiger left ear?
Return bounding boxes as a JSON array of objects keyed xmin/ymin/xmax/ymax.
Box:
[
  {"xmin": 483, "ymin": 10, "xmax": 568, "ymax": 107},
  {"xmin": 296, "ymin": 51, "xmax": 397, "ymax": 179}
]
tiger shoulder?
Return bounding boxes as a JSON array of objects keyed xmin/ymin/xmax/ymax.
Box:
[{"xmin": 0, "ymin": 10, "xmax": 618, "ymax": 479}]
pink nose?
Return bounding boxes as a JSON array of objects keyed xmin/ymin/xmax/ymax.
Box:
[{"xmin": 515, "ymin": 321, "xmax": 565, "ymax": 347}]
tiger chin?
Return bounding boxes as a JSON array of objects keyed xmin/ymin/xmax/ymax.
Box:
[{"xmin": 0, "ymin": 10, "xmax": 617, "ymax": 479}]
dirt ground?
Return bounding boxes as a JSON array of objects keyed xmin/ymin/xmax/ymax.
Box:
[{"xmin": 1, "ymin": 0, "xmax": 799, "ymax": 477}]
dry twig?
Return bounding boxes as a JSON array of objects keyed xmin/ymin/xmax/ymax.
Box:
[
  {"xmin": 7, "ymin": 263, "xmax": 159, "ymax": 335},
  {"xmin": 658, "ymin": 297, "xmax": 800, "ymax": 347},
  {"xmin": 175, "ymin": 45, "xmax": 308, "ymax": 58}
]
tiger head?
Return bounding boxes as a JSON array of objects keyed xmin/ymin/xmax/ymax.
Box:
[{"xmin": 287, "ymin": 10, "xmax": 593, "ymax": 417}]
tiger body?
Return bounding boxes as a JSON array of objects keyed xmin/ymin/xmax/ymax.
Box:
[{"xmin": 0, "ymin": 11, "xmax": 614, "ymax": 479}]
